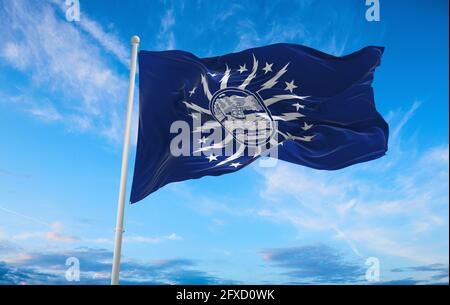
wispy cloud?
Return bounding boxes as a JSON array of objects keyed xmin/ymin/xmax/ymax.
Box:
[
  {"xmin": 0, "ymin": 244, "xmax": 234, "ymax": 284},
  {"xmin": 0, "ymin": 0, "xmax": 129, "ymax": 143},
  {"xmin": 261, "ymin": 244, "xmax": 365, "ymax": 284},
  {"xmin": 391, "ymin": 263, "xmax": 449, "ymax": 283},
  {"xmin": 392, "ymin": 100, "xmax": 421, "ymax": 139},
  {"xmin": 27, "ymin": 102, "xmax": 63, "ymax": 122},
  {"xmin": 7, "ymin": 225, "xmax": 181, "ymax": 246},
  {"xmin": 0, "ymin": 199, "xmax": 182, "ymax": 247},
  {"xmin": 157, "ymin": 8, "xmax": 176, "ymax": 50},
  {"xmin": 255, "ymin": 102, "xmax": 449, "ymax": 266},
  {"xmin": 213, "ymin": 3, "xmax": 243, "ymax": 23},
  {"xmin": 0, "ymin": 205, "xmax": 49, "ymax": 226},
  {"xmin": 78, "ymin": 16, "xmax": 130, "ymax": 67},
  {"xmin": 232, "ymin": 1, "xmax": 351, "ymax": 55},
  {"xmin": 0, "ymin": 42, "xmax": 29, "ymax": 69},
  {"xmin": 125, "ymin": 233, "xmax": 183, "ymax": 244},
  {"xmin": 11, "ymin": 221, "xmax": 79, "ymax": 243},
  {"xmin": 47, "ymin": 0, "xmax": 130, "ymax": 66}
]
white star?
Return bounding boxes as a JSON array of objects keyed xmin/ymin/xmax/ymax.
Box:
[
  {"xmin": 285, "ymin": 80, "xmax": 298, "ymax": 93},
  {"xmin": 198, "ymin": 136, "xmax": 207, "ymax": 144},
  {"xmin": 286, "ymin": 132, "xmax": 315, "ymax": 142},
  {"xmin": 302, "ymin": 135, "xmax": 315, "ymax": 142},
  {"xmin": 292, "ymin": 102, "xmax": 304, "ymax": 111},
  {"xmin": 208, "ymin": 72, "xmax": 217, "ymax": 77},
  {"xmin": 188, "ymin": 87, "xmax": 196, "ymax": 96},
  {"xmin": 230, "ymin": 162, "xmax": 241, "ymax": 168},
  {"xmin": 238, "ymin": 64, "xmax": 248, "ymax": 74},
  {"xmin": 207, "ymin": 154, "xmax": 217, "ymax": 162},
  {"xmin": 302, "ymin": 122, "xmax": 313, "ymax": 131},
  {"xmin": 262, "ymin": 62, "xmax": 273, "ymax": 74}
]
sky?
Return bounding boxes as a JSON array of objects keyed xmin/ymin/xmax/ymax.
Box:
[{"xmin": 0, "ymin": 0, "xmax": 448, "ymax": 285}]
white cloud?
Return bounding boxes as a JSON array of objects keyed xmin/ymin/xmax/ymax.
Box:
[
  {"xmin": 1, "ymin": 42, "xmax": 29, "ymax": 69},
  {"xmin": 45, "ymin": 231, "xmax": 78, "ymax": 242},
  {"xmin": 233, "ymin": 2, "xmax": 350, "ymax": 55},
  {"xmin": 0, "ymin": 205, "xmax": 49, "ymax": 226},
  {"xmin": 125, "ymin": 236, "xmax": 162, "ymax": 244},
  {"xmin": 28, "ymin": 103, "xmax": 63, "ymax": 122},
  {"xmin": 11, "ymin": 221, "xmax": 79, "ymax": 243},
  {"xmin": 47, "ymin": 0, "xmax": 129, "ymax": 66},
  {"xmin": 157, "ymin": 9, "xmax": 176, "ymax": 50},
  {"xmin": 78, "ymin": 17, "xmax": 130, "ymax": 67},
  {"xmin": 0, "ymin": 0, "xmax": 130, "ymax": 143},
  {"xmin": 392, "ymin": 100, "xmax": 421, "ymax": 139},
  {"xmin": 166, "ymin": 233, "xmax": 183, "ymax": 241},
  {"xmin": 342, "ymin": 227, "xmax": 447, "ymax": 264},
  {"xmin": 125, "ymin": 233, "xmax": 183, "ymax": 244},
  {"xmin": 213, "ymin": 4, "xmax": 243, "ymax": 23},
  {"xmin": 161, "ymin": 9, "xmax": 176, "ymax": 32},
  {"xmin": 420, "ymin": 145, "xmax": 449, "ymax": 165},
  {"xmin": 234, "ymin": 19, "xmax": 262, "ymax": 52},
  {"xmin": 255, "ymin": 103, "xmax": 449, "ymax": 265},
  {"xmin": 9, "ymin": 228, "xmax": 181, "ymax": 245}
]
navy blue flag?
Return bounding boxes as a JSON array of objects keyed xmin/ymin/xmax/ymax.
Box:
[{"xmin": 130, "ymin": 43, "xmax": 388, "ymax": 203}]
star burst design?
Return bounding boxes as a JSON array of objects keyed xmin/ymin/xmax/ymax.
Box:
[{"xmin": 182, "ymin": 54, "xmax": 315, "ymax": 167}]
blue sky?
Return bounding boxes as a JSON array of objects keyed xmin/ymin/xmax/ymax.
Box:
[{"xmin": 0, "ymin": 0, "xmax": 448, "ymax": 284}]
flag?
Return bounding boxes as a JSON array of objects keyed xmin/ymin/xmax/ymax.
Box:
[{"xmin": 130, "ymin": 43, "xmax": 388, "ymax": 203}]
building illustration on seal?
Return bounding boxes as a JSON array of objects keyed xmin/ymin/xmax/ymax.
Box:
[{"xmin": 211, "ymin": 89, "xmax": 275, "ymax": 146}]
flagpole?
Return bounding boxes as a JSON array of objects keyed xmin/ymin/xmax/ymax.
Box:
[{"xmin": 111, "ymin": 35, "xmax": 140, "ymax": 285}]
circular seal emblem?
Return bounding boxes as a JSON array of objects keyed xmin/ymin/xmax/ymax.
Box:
[{"xmin": 210, "ymin": 88, "xmax": 275, "ymax": 146}]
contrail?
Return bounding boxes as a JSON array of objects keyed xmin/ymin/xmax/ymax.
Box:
[{"xmin": 0, "ymin": 205, "xmax": 50, "ymax": 226}]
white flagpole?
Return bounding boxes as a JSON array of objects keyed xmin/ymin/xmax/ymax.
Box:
[{"xmin": 111, "ymin": 35, "xmax": 140, "ymax": 285}]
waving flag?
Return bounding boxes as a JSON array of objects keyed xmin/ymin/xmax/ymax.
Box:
[{"xmin": 130, "ymin": 43, "xmax": 388, "ymax": 203}]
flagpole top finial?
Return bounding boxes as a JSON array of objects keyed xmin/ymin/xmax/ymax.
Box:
[{"xmin": 131, "ymin": 35, "xmax": 140, "ymax": 45}]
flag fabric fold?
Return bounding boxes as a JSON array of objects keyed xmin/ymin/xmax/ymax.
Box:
[{"xmin": 130, "ymin": 43, "xmax": 388, "ymax": 203}]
